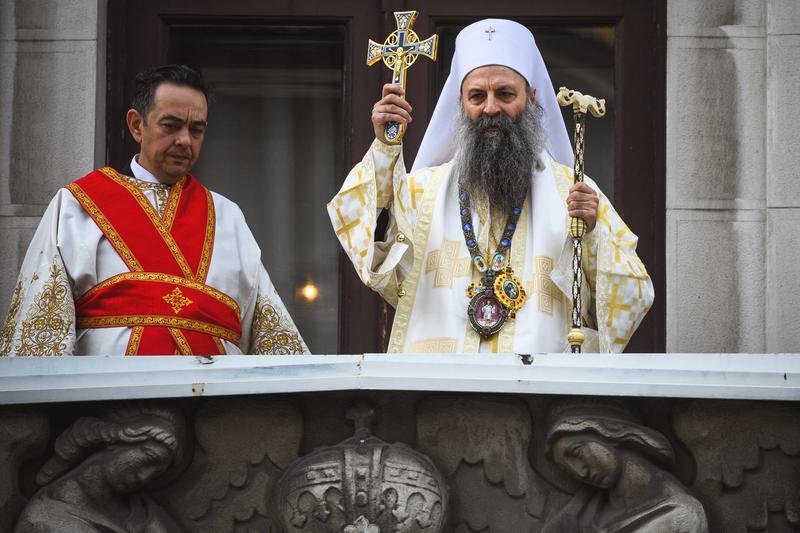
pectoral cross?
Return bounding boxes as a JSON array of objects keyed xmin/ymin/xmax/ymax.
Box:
[{"xmin": 367, "ymin": 10, "xmax": 438, "ymax": 143}]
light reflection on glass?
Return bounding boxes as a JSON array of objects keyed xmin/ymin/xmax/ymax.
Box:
[{"xmin": 299, "ymin": 282, "xmax": 320, "ymax": 302}]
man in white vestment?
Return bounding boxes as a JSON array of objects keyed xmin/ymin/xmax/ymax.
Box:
[
  {"xmin": 328, "ymin": 20, "xmax": 654, "ymax": 353},
  {"xmin": 0, "ymin": 64, "xmax": 308, "ymax": 356}
]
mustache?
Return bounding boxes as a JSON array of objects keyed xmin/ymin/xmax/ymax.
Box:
[
  {"xmin": 475, "ymin": 113, "xmax": 514, "ymax": 133},
  {"xmin": 453, "ymin": 103, "xmax": 546, "ymax": 217}
]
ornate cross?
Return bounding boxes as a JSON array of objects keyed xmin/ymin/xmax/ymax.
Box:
[
  {"xmin": 367, "ymin": 10, "xmax": 438, "ymax": 143},
  {"xmin": 485, "ymin": 26, "xmax": 496, "ymax": 40}
]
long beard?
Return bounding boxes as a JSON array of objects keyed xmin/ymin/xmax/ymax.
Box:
[{"xmin": 453, "ymin": 102, "xmax": 546, "ymax": 217}]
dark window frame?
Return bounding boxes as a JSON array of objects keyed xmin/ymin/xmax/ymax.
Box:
[{"xmin": 107, "ymin": 0, "xmax": 665, "ymax": 353}]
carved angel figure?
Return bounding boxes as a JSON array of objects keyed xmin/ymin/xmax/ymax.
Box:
[
  {"xmin": 15, "ymin": 405, "xmax": 186, "ymax": 533},
  {"xmin": 543, "ymin": 402, "xmax": 708, "ymax": 533}
]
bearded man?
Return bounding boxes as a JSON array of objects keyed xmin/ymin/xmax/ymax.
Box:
[{"xmin": 328, "ymin": 19, "xmax": 653, "ymax": 353}]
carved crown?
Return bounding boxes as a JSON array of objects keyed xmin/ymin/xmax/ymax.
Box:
[{"xmin": 276, "ymin": 407, "xmax": 447, "ymax": 532}]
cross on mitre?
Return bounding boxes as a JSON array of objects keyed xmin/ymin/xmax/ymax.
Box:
[
  {"xmin": 485, "ymin": 26, "xmax": 496, "ymax": 40},
  {"xmin": 367, "ymin": 10, "xmax": 438, "ymax": 143}
]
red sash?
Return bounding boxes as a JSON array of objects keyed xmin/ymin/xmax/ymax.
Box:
[{"xmin": 67, "ymin": 167, "xmax": 241, "ymax": 355}]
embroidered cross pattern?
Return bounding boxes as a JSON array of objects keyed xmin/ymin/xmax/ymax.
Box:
[
  {"xmin": 425, "ymin": 240, "xmax": 471, "ymax": 288},
  {"xmin": 334, "ymin": 207, "xmax": 359, "ymax": 249},
  {"xmin": 163, "ymin": 287, "xmax": 193, "ymax": 314}
]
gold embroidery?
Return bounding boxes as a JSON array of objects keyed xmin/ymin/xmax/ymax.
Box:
[
  {"xmin": 163, "ymin": 287, "xmax": 193, "ymax": 314},
  {"xmin": 99, "ymin": 168, "xmax": 195, "ymax": 280},
  {"xmin": 196, "ymin": 189, "xmax": 215, "ymax": 281},
  {"xmin": 341, "ymin": 182, "xmax": 368, "ymax": 206},
  {"xmin": 334, "ymin": 206, "xmax": 359, "ymax": 250},
  {"xmin": 425, "ymin": 239, "xmax": 471, "ymax": 288},
  {"xmin": 17, "ymin": 262, "xmax": 74, "ymax": 356},
  {"xmin": 213, "ymin": 337, "xmax": 226, "ymax": 354},
  {"xmin": 168, "ymin": 328, "xmax": 193, "ymax": 354},
  {"xmin": 408, "ymin": 337, "xmax": 458, "ymax": 353},
  {"xmin": 66, "ymin": 183, "xmax": 144, "ymax": 272},
  {"xmin": 163, "ymin": 176, "xmax": 185, "ymax": 228},
  {"xmin": 78, "ymin": 315, "xmax": 240, "ymax": 344},
  {"xmin": 126, "ymin": 326, "xmax": 144, "ymax": 355},
  {"xmin": 77, "ymin": 272, "xmax": 240, "ymax": 315},
  {"xmin": 387, "ymin": 163, "xmax": 449, "ymax": 353},
  {"xmin": 249, "ymin": 297, "xmax": 305, "ymax": 355},
  {"xmin": 0, "ymin": 280, "xmax": 25, "ymax": 356},
  {"xmin": 408, "ymin": 176, "xmax": 424, "ymax": 209},
  {"xmin": 528, "ymin": 256, "xmax": 563, "ymax": 315},
  {"xmin": 606, "ymin": 284, "xmax": 633, "ymax": 327},
  {"xmin": 120, "ymin": 173, "xmax": 172, "ymax": 217}
]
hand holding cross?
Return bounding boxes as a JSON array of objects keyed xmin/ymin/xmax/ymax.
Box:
[{"xmin": 367, "ymin": 11, "xmax": 438, "ymax": 144}]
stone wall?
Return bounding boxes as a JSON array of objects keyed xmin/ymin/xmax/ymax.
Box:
[
  {"xmin": 2, "ymin": 392, "xmax": 799, "ymax": 532},
  {"xmin": 667, "ymin": 0, "xmax": 800, "ymax": 352},
  {"xmin": 0, "ymin": 0, "xmax": 105, "ymax": 317}
]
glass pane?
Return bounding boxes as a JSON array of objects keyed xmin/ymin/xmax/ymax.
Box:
[
  {"xmin": 436, "ymin": 25, "xmax": 615, "ymax": 198},
  {"xmin": 169, "ymin": 26, "xmax": 344, "ymax": 354}
]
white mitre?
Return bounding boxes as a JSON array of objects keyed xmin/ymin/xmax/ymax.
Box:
[{"xmin": 411, "ymin": 19, "xmax": 573, "ymax": 171}]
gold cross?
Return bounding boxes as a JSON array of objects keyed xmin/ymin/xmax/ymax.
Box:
[
  {"xmin": 606, "ymin": 284, "xmax": 633, "ymax": 326},
  {"xmin": 341, "ymin": 184, "xmax": 367, "ymax": 206},
  {"xmin": 528, "ymin": 256, "xmax": 563, "ymax": 315},
  {"xmin": 367, "ymin": 10, "xmax": 438, "ymax": 143},
  {"xmin": 163, "ymin": 287, "xmax": 193, "ymax": 314},
  {"xmin": 408, "ymin": 177, "xmax": 424, "ymax": 209},
  {"xmin": 485, "ymin": 26, "xmax": 496, "ymax": 40},
  {"xmin": 426, "ymin": 240, "xmax": 471, "ymax": 288},
  {"xmin": 334, "ymin": 207, "xmax": 359, "ymax": 249}
]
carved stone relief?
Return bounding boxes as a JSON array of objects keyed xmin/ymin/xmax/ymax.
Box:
[
  {"xmin": 542, "ymin": 399, "xmax": 708, "ymax": 533},
  {"xmin": 416, "ymin": 396, "xmax": 553, "ymax": 532},
  {"xmin": 155, "ymin": 397, "xmax": 303, "ymax": 532},
  {"xmin": 276, "ymin": 406, "xmax": 447, "ymax": 533},
  {"xmin": 0, "ymin": 394, "xmax": 797, "ymax": 533},
  {"xmin": 674, "ymin": 400, "xmax": 800, "ymax": 532},
  {"xmin": 14, "ymin": 404, "xmax": 188, "ymax": 533},
  {"xmin": 0, "ymin": 409, "xmax": 49, "ymax": 532}
]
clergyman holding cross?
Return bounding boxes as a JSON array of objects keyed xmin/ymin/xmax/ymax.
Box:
[{"xmin": 328, "ymin": 19, "xmax": 653, "ymax": 353}]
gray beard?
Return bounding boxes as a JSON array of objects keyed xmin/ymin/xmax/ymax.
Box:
[{"xmin": 453, "ymin": 102, "xmax": 547, "ymax": 217}]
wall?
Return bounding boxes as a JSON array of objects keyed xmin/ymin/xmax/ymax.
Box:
[
  {"xmin": 666, "ymin": 0, "xmax": 800, "ymax": 352},
  {"xmin": 0, "ymin": 0, "xmax": 105, "ymax": 317}
]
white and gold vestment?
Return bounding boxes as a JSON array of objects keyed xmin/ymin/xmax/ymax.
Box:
[
  {"xmin": 328, "ymin": 141, "xmax": 653, "ymax": 353},
  {"xmin": 0, "ymin": 156, "xmax": 308, "ymax": 356}
]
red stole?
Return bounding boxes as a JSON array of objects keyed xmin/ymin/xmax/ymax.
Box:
[{"xmin": 67, "ymin": 167, "xmax": 241, "ymax": 355}]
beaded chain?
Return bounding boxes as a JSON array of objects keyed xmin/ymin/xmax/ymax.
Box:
[{"xmin": 457, "ymin": 187, "xmax": 522, "ymax": 281}]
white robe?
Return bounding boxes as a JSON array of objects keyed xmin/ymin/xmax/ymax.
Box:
[
  {"xmin": 0, "ymin": 156, "xmax": 308, "ymax": 356},
  {"xmin": 328, "ymin": 140, "xmax": 654, "ymax": 353}
]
